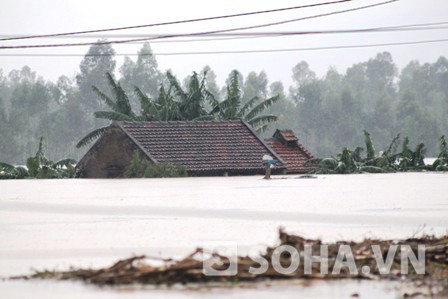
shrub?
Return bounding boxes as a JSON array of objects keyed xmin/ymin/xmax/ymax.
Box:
[{"xmin": 124, "ymin": 152, "xmax": 188, "ymax": 178}]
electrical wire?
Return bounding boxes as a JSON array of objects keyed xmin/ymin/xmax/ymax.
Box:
[
  {"xmin": 0, "ymin": 0, "xmax": 398, "ymax": 50},
  {"xmin": 1, "ymin": 38, "xmax": 446, "ymax": 57},
  {"xmin": 2, "ymin": 21, "xmax": 447, "ymax": 41},
  {"xmin": 0, "ymin": 0, "xmax": 353, "ymax": 42},
  {"xmin": 0, "ymin": 23, "xmax": 446, "ymax": 50}
]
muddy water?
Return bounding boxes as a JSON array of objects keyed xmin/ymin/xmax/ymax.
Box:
[{"xmin": 0, "ymin": 173, "xmax": 447, "ymax": 298}]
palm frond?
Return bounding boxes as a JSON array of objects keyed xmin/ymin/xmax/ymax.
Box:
[
  {"xmin": 413, "ymin": 143, "xmax": 426, "ymax": 166},
  {"xmin": 255, "ymin": 123, "xmax": 271, "ymax": 133},
  {"xmin": 228, "ymin": 70, "xmax": 241, "ymax": 100},
  {"xmin": 245, "ymin": 95, "xmax": 279, "ymax": 120},
  {"xmin": 166, "ymin": 71, "xmax": 187, "ymax": 102},
  {"xmin": 385, "ymin": 133, "xmax": 400, "ymax": 155},
  {"xmin": 239, "ymin": 96, "xmax": 259, "ymax": 118},
  {"xmin": 439, "ymin": 135, "xmax": 448, "ymax": 159},
  {"xmin": 134, "ymin": 86, "xmax": 151, "ymax": 110},
  {"xmin": 363, "ymin": 130, "xmax": 376, "ymax": 161},
  {"xmin": 36, "ymin": 136, "xmax": 45, "ymax": 157},
  {"xmin": 134, "ymin": 86, "xmax": 160, "ymax": 120},
  {"xmin": 0, "ymin": 162, "xmax": 15, "ymax": 172},
  {"xmin": 204, "ymin": 89, "xmax": 218, "ymax": 112},
  {"xmin": 76, "ymin": 126, "xmax": 108, "ymax": 148},
  {"xmin": 247, "ymin": 114, "xmax": 277, "ymax": 129},
  {"xmin": 157, "ymin": 85, "xmax": 180, "ymax": 121},
  {"xmin": 146, "ymin": 102, "xmax": 162, "ymax": 121},
  {"xmin": 35, "ymin": 136, "xmax": 50, "ymax": 166},
  {"xmin": 216, "ymin": 88, "xmax": 238, "ymax": 118},
  {"xmin": 26, "ymin": 157, "xmax": 39, "ymax": 177},
  {"xmin": 92, "ymin": 85, "xmax": 118, "ymax": 111},
  {"xmin": 13, "ymin": 166, "xmax": 29, "ymax": 179},
  {"xmin": 188, "ymin": 72, "xmax": 201, "ymax": 95},
  {"xmin": 401, "ymin": 136, "xmax": 412, "ymax": 159},
  {"xmin": 199, "ymin": 70, "xmax": 218, "ymax": 111},
  {"xmin": 53, "ymin": 158, "xmax": 77, "ymax": 169},
  {"xmin": 105, "ymin": 72, "xmax": 133, "ymax": 116}
]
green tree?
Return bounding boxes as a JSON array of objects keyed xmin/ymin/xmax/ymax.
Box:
[
  {"xmin": 399, "ymin": 58, "xmax": 448, "ymax": 140},
  {"xmin": 76, "ymin": 41, "xmax": 116, "ymax": 111},
  {"xmin": 344, "ymin": 52, "xmax": 397, "ymax": 114},
  {"xmin": 6, "ymin": 69, "xmax": 57, "ymax": 163},
  {"xmin": 212, "ymin": 70, "xmax": 279, "ymax": 132},
  {"xmin": 119, "ymin": 43, "xmax": 161, "ymax": 106},
  {"xmin": 263, "ymin": 81, "xmax": 298, "ymax": 138},
  {"xmin": 331, "ymin": 86, "xmax": 362, "ymax": 150},
  {"xmin": 289, "ymin": 61, "xmax": 316, "ymax": 102},
  {"xmin": 242, "ymin": 71, "xmax": 269, "ymax": 102},
  {"xmin": 76, "ymin": 73, "xmax": 143, "ymax": 148},
  {"xmin": 166, "ymin": 70, "xmax": 216, "ymax": 120},
  {"xmin": 0, "ymin": 97, "xmax": 11, "ymax": 160},
  {"xmin": 396, "ymin": 90, "xmax": 440, "ymax": 155}
]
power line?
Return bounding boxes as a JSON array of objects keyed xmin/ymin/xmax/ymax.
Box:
[
  {"xmin": 1, "ymin": 23, "xmax": 447, "ymax": 50},
  {"xmin": 59, "ymin": 22, "xmax": 448, "ymax": 45},
  {"xmin": 2, "ymin": 21, "xmax": 447, "ymax": 41},
  {"xmin": 0, "ymin": 0, "xmax": 353, "ymax": 42},
  {"xmin": 1, "ymin": 38, "xmax": 446, "ymax": 57},
  {"xmin": 64, "ymin": 22, "xmax": 446, "ymax": 45},
  {"xmin": 2, "ymin": 21, "xmax": 448, "ymax": 39},
  {"xmin": 0, "ymin": 0, "xmax": 398, "ymax": 50}
]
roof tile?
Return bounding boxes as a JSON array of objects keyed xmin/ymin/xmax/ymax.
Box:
[
  {"xmin": 118, "ymin": 120, "xmax": 285, "ymax": 174},
  {"xmin": 266, "ymin": 130, "xmax": 315, "ymax": 174}
]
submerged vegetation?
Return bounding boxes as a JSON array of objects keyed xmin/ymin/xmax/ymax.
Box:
[
  {"xmin": 0, "ymin": 137, "xmax": 77, "ymax": 179},
  {"xmin": 124, "ymin": 151, "xmax": 188, "ymax": 178},
  {"xmin": 307, "ymin": 132, "xmax": 447, "ymax": 174},
  {"xmin": 433, "ymin": 135, "xmax": 448, "ymax": 171},
  {"xmin": 13, "ymin": 229, "xmax": 448, "ymax": 296}
]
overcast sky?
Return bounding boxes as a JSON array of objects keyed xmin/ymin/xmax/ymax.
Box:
[{"xmin": 0, "ymin": 0, "xmax": 447, "ymax": 88}]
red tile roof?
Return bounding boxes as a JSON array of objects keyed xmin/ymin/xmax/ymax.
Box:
[
  {"xmin": 265, "ymin": 130, "xmax": 315, "ymax": 174},
  {"xmin": 117, "ymin": 120, "xmax": 285, "ymax": 175},
  {"xmin": 277, "ymin": 130, "xmax": 298, "ymax": 142}
]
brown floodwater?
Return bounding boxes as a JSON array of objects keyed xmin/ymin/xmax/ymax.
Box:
[{"xmin": 1, "ymin": 173, "xmax": 447, "ymax": 298}]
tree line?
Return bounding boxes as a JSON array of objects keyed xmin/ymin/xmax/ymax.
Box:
[
  {"xmin": 0, "ymin": 41, "xmax": 447, "ymax": 165},
  {"xmin": 288, "ymin": 53, "xmax": 448, "ymax": 158}
]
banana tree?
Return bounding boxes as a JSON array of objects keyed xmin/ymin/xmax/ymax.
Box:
[
  {"xmin": 0, "ymin": 162, "xmax": 28, "ymax": 179},
  {"xmin": 1, "ymin": 137, "xmax": 77, "ymax": 179},
  {"xmin": 306, "ymin": 131, "xmax": 433, "ymax": 174},
  {"xmin": 165, "ymin": 71, "xmax": 216, "ymax": 120},
  {"xmin": 135, "ymin": 85, "xmax": 181, "ymax": 122},
  {"xmin": 27, "ymin": 137, "xmax": 77, "ymax": 178},
  {"xmin": 212, "ymin": 70, "xmax": 279, "ymax": 132},
  {"xmin": 77, "ymin": 72, "xmax": 144, "ymax": 148},
  {"xmin": 433, "ymin": 135, "xmax": 448, "ymax": 171}
]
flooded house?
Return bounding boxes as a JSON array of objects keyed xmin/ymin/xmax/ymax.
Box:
[
  {"xmin": 76, "ymin": 120, "xmax": 287, "ymax": 178},
  {"xmin": 265, "ymin": 129, "xmax": 316, "ymax": 174}
]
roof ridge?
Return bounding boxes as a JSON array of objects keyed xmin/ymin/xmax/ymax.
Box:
[{"xmin": 119, "ymin": 120, "xmax": 244, "ymax": 125}]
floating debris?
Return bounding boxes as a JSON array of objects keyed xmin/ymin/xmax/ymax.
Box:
[
  {"xmin": 296, "ymin": 174, "xmax": 318, "ymax": 179},
  {"xmin": 12, "ymin": 229, "xmax": 448, "ymax": 295}
]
